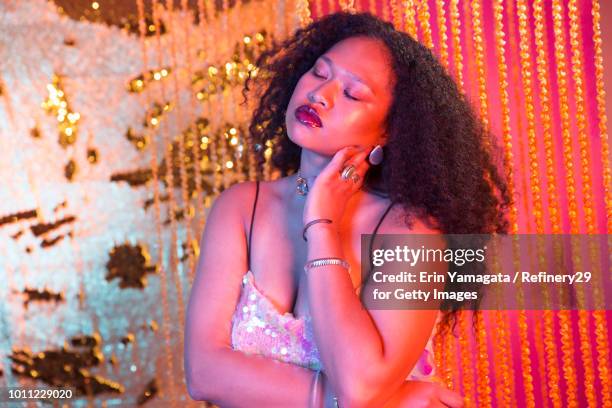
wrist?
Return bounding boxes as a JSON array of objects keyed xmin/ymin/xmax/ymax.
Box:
[
  {"xmin": 303, "ymin": 220, "xmax": 338, "ymax": 241},
  {"xmin": 306, "ymin": 223, "xmax": 337, "ymax": 237}
]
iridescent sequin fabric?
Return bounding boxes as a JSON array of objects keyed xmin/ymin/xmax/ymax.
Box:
[{"xmin": 231, "ymin": 270, "xmax": 436, "ymax": 380}]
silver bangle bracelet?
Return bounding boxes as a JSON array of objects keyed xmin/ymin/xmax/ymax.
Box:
[
  {"xmin": 302, "ymin": 218, "xmax": 333, "ymax": 241},
  {"xmin": 303, "ymin": 257, "xmax": 350, "ymax": 274}
]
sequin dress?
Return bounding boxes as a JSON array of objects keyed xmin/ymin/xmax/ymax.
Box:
[{"xmin": 230, "ymin": 181, "xmax": 436, "ymax": 380}]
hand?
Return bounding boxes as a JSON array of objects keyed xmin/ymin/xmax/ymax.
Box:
[
  {"xmin": 302, "ymin": 145, "xmax": 371, "ymax": 226},
  {"xmin": 381, "ymin": 380, "xmax": 465, "ymax": 408}
]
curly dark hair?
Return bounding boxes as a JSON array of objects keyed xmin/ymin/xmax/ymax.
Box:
[{"xmin": 243, "ymin": 12, "xmax": 511, "ymax": 332}]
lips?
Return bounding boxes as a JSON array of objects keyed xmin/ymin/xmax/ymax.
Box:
[{"xmin": 294, "ymin": 105, "xmax": 322, "ymax": 128}]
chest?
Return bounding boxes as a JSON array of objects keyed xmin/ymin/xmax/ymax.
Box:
[{"xmin": 246, "ymin": 203, "xmax": 386, "ymax": 319}]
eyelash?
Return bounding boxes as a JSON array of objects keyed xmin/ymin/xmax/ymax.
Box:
[
  {"xmin": 312, "ymin": 70, "xmax": 359, "ymax": 101},
  {"xmin": 344, "ymin": 90, "xmax": 359, "ymax": 101}
]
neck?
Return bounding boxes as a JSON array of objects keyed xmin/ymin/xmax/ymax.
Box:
[
  {"xmin": 297, "ymin": 148, "xmax": 333, "ymax": 180},
  {"xmin": 290, "ymin": 148, "xmax": 368, "ymax": 199},
  {"xmin": 287, "ymin": 149, "xmax": 332, "ymax": 207},
  {"xmin": 285, "ymin": 149, "xmax": 376, "ymax": 216}
]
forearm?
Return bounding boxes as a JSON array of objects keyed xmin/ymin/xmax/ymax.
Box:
[
  {"xmin": 187, "ymin": 346, "xmax": 326, "ymax": 407},
  {"xmin": 305, "ymin": 225, "xmax": 388, "ymax": 405}
]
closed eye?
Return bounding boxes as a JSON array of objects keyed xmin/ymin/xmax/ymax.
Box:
[
  {"xmin": 312, "ymin": 69, "xmax": 326, "ymax": 79},
  {"xmin": 344, "ymin": 90, "xmax": 359, "ymax": 101},
  {"xmin": 312, "ymin": 68, "xmax": 359, "ymax": 101}
]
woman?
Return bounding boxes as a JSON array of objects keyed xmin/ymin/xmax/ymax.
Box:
[{"xmin": 185, "ymin": 12, "xmax": 509, "ymax": 407}]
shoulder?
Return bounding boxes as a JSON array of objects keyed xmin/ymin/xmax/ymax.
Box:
[
  {"xmin": 207, "ymin": 181, "xmax": 259, "ymax": 229},
  {"xmin": 230, "ymin": 176, "xmax": 292, "ymax": 207},
  {"xmin": 212, "ymin": 181, "xmax": 258, "ymax": 211},
  {"xmin": 209, "ymin": 178, "xmax": 288, "ymax": 223},
  {"xmin": 378, "ymin": 202, "xmax": 442, "ymax": 236},
  {"xmin": 379, "ymin": 205, "xmax": 446, "ymax": 255}
]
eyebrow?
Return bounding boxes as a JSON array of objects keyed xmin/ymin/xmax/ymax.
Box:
[{"xmin": 319, "ymin": 55, "xmax": 374, "ymax": 92}]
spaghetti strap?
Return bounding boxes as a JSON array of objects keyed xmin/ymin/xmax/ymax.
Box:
[
  {"xmin": 247, "ymin": 181, "xmax": 260, "ymax": 271},
  {"xmin": 367, "ymin": 202, "xmax": 395, "ymax": 276}
]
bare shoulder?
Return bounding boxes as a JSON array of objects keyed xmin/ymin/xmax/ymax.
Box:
[
  {"xmin": 374, "ymin": 200, "xmax": 440, "ymax": 233},
  {"xmin": 214, "ymin": 180, "xmax": 258, "ymax": 209},
  {"xmin": 207, "ymin": 180, "xmax": 261, "ymax": 225},
  {"xmin": 208, "ymin": 178, "xmax": 291, "ymax": 233}
]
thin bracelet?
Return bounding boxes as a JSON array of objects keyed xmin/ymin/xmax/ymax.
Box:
[
  {"xmin": 302, "ymin": 218, "xmax": 332, "ymax": 241},
  {"xmin": 304, "ymin": 257, "xmax": 350, "ymax": 274}
]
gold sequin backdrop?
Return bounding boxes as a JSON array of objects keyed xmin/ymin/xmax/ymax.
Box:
[{"xmin": 0, "ymin": 0, "xmax": 609, "ymax": 406}]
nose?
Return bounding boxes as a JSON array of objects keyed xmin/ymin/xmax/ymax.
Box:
[
  {"xmin": 307, "ymin": 91, "xmax": 328, "ymax": 108},
  {"xmin": 307, "ymin": 82, "xmax": 336, "ymax": 109}
]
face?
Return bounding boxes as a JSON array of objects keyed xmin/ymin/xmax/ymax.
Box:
[{"xmin": 285, "ymin": 36, "xmax": 396, "ymax": 156}]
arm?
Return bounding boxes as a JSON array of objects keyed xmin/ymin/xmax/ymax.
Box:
[
  {"xmin": 184, "ymin": 181, "xmax": 327, "ymax": 407},
  {"xmin": 305, "ymin": 224, "xmax": 445, "ymax": 408},
  {"xmin": 185, "ymin": 347, "xmax": 318, "ymax": 407},
  {"xmin": 302, "ymin": 147, "xmax": 446, "ymax": 407},
  {"xmin": 382, "ymin": 381, "xmax": 465, "ymax": 408}
]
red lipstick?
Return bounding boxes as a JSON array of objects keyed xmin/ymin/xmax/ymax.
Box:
[{"xmin": 295, "ymin": 105, "xmax": 322, "ymax": 128}]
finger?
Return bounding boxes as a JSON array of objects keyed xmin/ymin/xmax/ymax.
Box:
[
  {"xmin": 437, "ymin": 388, "xmax": 465, "ymax": 408},
  {"xmin": 339, "ymin": 149, "xmax": 369, "ymax": 175},
  {"xmin": 347, "ymin": 151, "xmax": 370, "ymax": 182},
  {"xmin": 351, "ymin": 149, "xmax": 371, "ymax": 166},
  {"xmin": 328, "ymin": 146, "xmax": 363, "ymax": 172},
  {"xmin": 353, "ymin": 150, "xmax": 371, "ymax": 172},
  {"xmin": 344, "ymin": 148, "xmax": 368, "ymax": 171}
]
